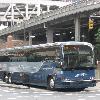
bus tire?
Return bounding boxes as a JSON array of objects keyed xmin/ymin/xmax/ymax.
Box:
[
  {"xmin": 8, "ymin": 75, "xmax": 12, "ymax": 84},
  {"xmin": 47, "ymin": 77, "xmax": 55, "ymax": 90},
  {"xmin": 5, "ymin": 74, "xmax": 12, "ymax": 84},
  {"xmin": 4, "ymin": 75, "xmax": 8, "ymax": 83}
]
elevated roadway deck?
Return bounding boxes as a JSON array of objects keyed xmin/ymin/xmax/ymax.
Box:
[{"xmin": 0, "ymin": 0, "xmax": 100, "ymax": 36}]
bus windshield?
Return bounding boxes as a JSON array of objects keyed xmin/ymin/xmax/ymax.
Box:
[{"xmin": 63, "ymin": 45, "xmax": 94, "ymax": 69}]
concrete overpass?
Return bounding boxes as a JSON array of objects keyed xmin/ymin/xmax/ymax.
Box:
[
  {"xmin": 0, "ymin": 0, "xmax": 71, "ymax": 24},
  {"xmin": 0, "ymin": 0, "xmax": 100, "ymax": 46}
]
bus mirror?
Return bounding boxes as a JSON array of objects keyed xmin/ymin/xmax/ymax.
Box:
[{"xmin": 59, "ymin": 61, "xmax": 64, "ymax": 68}]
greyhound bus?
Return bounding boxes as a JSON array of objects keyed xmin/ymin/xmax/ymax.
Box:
[{"xmin": 0, "ymin": 41, "xmax": 96, "ymax": 90}]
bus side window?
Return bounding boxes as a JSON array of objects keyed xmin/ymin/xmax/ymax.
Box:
[{"xmin": 0, "ymin": 56, "xmax": 10, "ymax": 62}]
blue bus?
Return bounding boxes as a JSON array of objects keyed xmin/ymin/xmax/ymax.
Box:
[{"xmin": 0, "ymin": 41, "xmax": 96, "ymax": 90}]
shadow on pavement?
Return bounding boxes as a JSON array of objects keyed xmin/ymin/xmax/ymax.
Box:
[
  {"xmin": 30, "ymin": 85, "xmax": 86, "ymax": 92},
  {"xmin": 0, "ymin": 82, "xmax": 30, "ymax": 89}
]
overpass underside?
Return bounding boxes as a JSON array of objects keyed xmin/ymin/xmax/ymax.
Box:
[{"xmin": 0, "ymin": 16, "xmax": 96, "ymax": 48}]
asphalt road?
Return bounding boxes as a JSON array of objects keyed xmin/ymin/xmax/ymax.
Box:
[{"xmin": 0, "ymin": 81, "xmax": 100, "ymax": 100}]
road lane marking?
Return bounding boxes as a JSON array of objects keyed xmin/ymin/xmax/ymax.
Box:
[
  {"xmin": 23, "ymin": 96, "xmax": 30, "ymax": 97},
  {"xmin": 0, "ymin": 94, "xmax": 3, "ymax": 96},
  {"xmin": 11, "ymin": 91, "xmax": 17, "ymax": 93},
  {"xmin": 78, "ymin": 96, "xmax": 83, "ymax": 97},
  {"xmin": 90, "ymin": 90, "xmax": 95, "ymax": 92},
  {"xmin": 8, "ymin": 98, "xmax": 16, "ymax": 99},
  {"xmin": 33, "ymin": 92, "xmax": 39, "ymax": 93},
  {"xmin": 78, "ymin": 99, "xmax": 86, "ymax": 100},
  {"xmin": 9, "ymin": 89, "xmax": 15, "ymax": 90},
  {"xmin": 41, "ymin": 92, "xmax": 54, "ymax": 94},
  {"xmin": 33, "ymin": 95, "xmax": 40, "ymax": 97},
  {"xmin": 3, "ymin": 90, "xmax": 11, "ymax": 92},
  {"xmin": 13, "ymin": 93, "xmax": 19, "ymax": 94},
  {"xmin": 17, "ymin": 96, "xmax": 23, "ymax": 98},
  {"xmin": 80, "ymin": 91, "xmax": 86, "ymax": 93},
  {"xmin": 33, "ymin": 91, "xmax": 54, "ymax": 94},
  {"xmin": 96, "ymin": 94, "xmax": 100, "ymax": 95},
  {"xmin": 40, "ymin": 94, "xmax": 53, "ymax": 96},
  {"xmin": 97, "ymin": 90, "xmax": 100, "ymax": 92},
  {"xmin": 88, "ymin": 95, "xmax": 96, "ymax": 98},
  {"xmin": 65, "ymin": 93, "xmax": 73, "ymax": 95},
  {"xmin": 20, "ymin": 91, "xmax": 29, "ymax": 93}
]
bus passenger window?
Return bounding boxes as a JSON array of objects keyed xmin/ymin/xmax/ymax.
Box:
[{"xmin": 0, "ymin": 56, "xmax": 10, "ymax": 62}]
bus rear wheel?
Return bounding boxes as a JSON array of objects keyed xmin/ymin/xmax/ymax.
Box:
[
  {"xmin": 47, "ymin": 77, "xmax": 55, "ymax": 90},
  {"xmin": 8, "ymin": 75, "xmax": 12, "ymax": 84},
  {"xmin": 4, "ymin": 75, "xmax": 12, "ymax": 84}
]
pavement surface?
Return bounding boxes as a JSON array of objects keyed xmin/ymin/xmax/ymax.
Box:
[
  {"xmin": 0, "ymin": 80, "xmax": 100, "ymax": 91},
  {"xmin": 1, "ymin": 81, "xmax": 100, "ymax": 100},
  {"xmin": 90, "ymin": 81, "xmax": 100, "ymax": 90},
  {"xmin": 0, "ymin": 80, "xmax": 29, "ymax": 89}
]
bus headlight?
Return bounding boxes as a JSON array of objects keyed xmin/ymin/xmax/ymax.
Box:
[
  {"xmin": 61, "ymin": 76, "xmax": 70, "ymax": 82},
  {"xmin": 90, "ymin": 77, "xmax": 95, "ymax": 80},
  {"xmin": 63, "ymin": 78, "xmax": 70, "ymax": 82}
]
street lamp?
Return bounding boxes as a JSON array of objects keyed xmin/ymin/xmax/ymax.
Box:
[{"xmin": 17, "ymin": 19, "xmax": 26, "ymax": 45}]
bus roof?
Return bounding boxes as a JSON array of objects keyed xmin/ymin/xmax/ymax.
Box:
[{"xmin": 0, "ymin": 41, "xmax": 93, "ymax": 53}]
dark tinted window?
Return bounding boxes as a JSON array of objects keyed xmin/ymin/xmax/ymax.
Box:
[
  {"xmin": 0, "ymin": 56, "xmax": 10, "ymax": 62},
  {"xmin": 26, "ymin": 47, "xmax": 61, "ymax": 62}
]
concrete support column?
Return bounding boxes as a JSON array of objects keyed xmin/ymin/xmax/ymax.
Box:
[
  {"xmin": 25, "ymin": 4, "xmax": 29, "ymax": 20},
  {"xmin": 46, "ymin": 27, "xmax": 53, "ymax": 43},
  {"xmin": 47, "ymin": 5, "xmax": 50, "ymax": 12},
  {"xmin": 6, "ymin": 34, "xmax": 13, "ymax": 48},
  {"xmin": 74, "ymin": 15, "xmax": 80, "ymax": 41},
  {"xmin": 11, "ymin": 4, "xmax": 14, "ymax": 26},
  {"xmin": 29, "ymin": 32, "xmax": 32, "ymax": 46},
  {"xmin": 36, "ymin": 4, "xmax": 41, "ymax": 16}
]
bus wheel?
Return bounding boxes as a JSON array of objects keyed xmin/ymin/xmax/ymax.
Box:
[
  {"xmin": 4, "ymin": 75, "xmax": 9, "ymax": 83},
  {"xmin": 5, "ymin": 75, "xmax": 12, "ymax": 84},
  {"xmin": 8, "ymin": 75, "xmax": 12, "ymax": 84},
  {"xmin": 3, "ymin": 73, "xmax": 6, "ymax": 82},
  {"xmin": 47, "ymin": 77, "xmax": 55, "ymax": 90}
]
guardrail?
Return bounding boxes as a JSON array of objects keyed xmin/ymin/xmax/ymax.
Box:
[{"xmin": 0, "ymin": 0, "xmax": 100, "ymax": 36}]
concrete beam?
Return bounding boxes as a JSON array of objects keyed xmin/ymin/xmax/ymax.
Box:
[
  {"xmin": 1, "ymin": 0, "xmax": 100, "ymax": 36},
  {"xmin": 0, "ymin": 0, "xmax": 71, "ymax": 6}
]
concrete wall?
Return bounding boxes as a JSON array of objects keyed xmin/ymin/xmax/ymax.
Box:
[{"xmin": 96, "ymin": 62, "xmax": 100, "ymax": 79}]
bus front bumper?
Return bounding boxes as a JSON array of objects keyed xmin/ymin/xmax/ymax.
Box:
[{"xmin": 55, "ymin": 80, "xmax": 96, "ymax": 89}]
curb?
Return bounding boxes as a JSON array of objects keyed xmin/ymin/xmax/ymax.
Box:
[{"xmin": 96, "ymin": 79, "xmax": 100, "ymax": 82}]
